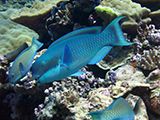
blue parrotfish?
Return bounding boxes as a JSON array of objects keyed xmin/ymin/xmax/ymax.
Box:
[
  {"xmin": 9, "ymin": 37, "xmax": 43, "ymax": 83},
  {"xmin": 87, "ymin": 97, "xmax": 135, "ymax": 120},
  {"xmin": 31, "ymin": 16, "xmax": 134, "ymax": 83}
]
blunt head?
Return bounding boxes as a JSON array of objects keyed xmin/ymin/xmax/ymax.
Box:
[
  {"xmin": 37, "ymin": 63, "xmax": 61, "ymax": 83},
  {"xmin": 9, "ymin": 72, "xmax": 20, "ymax": 83},
  {"xmin": 32, "ymin": 56, "xmax": 60, "ymax": 78}
]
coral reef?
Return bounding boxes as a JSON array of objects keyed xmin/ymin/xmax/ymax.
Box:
[
  {"xmin": 3, "ymin": 92, "xmax": 45, "ymax": 120},
  {"xmin": 1, "ymin": 0, "xmax": 160, "ymax": 120},
  {"xmin": 146, "ymin": 69, "xmax": 160, "ymax": 81},
  {"xmin": 10, "ymin": 0, "xmax": 62, "ymax": 46},
  {"xmin": 133, "ymin": 0, "xmax": 160, "ymax": 11},
  {"xmin": 0, "ymin": 9, "xmax": 39, "ymax": 55},
  {"xmin": 137, "ymin": 24, "xmax": 160, "ymax": 47},
  {"xmin": 94, "ymin": 5, "xmax": 118, "ymax": 28},
  {"xmin": 10, "ymin": 0, "xmax": 101, "ymax": 47},
  {"xmin": 45, "ymin": 0, "xmax": 102, "ymax": 40},
  {"xmin": 5, "ymin": 42, "xmax": 28, "ymax": 62},
  {"xmin": 149, "ymin": 9, "xmax": 160, "ymax": 28},
  {"xmin": 0, "ymin": 0, "xmax": 35, "ymax": 11},
  {"xmin": 126, "ymin": 95, "xmax": 148, "ymax": 120},
  {"xmin": 138, "ymin": 47, "xmax": 160, "ymax": 70},
  {"xmin": 45, "ymin": 7, "xmax": 73, "ymax": 40},
  {"xmin": 98, "ymin": 0, "xmax": 151, "ymax": 33},
  {"xmin": 33, "ymin": 64, "xmax": 151, "ymax": 119},
  {"xmin": 97, "ymin": 46, "xmax": 134, "ymax": 70}
]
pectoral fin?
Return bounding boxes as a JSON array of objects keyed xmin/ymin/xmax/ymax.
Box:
[
  {"xmin": 88, "ymin": 46, "xmax": 112, "ymax": 65},
  {"xmin": 19, "ymin": 62, "xmax": 24, "ymax": 75},
  {"xmin": 61, "ymin": 45, "xmax": 72, "ymax": 68}
]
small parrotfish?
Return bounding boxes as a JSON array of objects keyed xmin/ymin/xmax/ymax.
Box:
[
  {"xmin": 9, "ymin": 37, "xmax": 43, "ymax": 83},
  {"xmin": 87, "ymin": 97, "xmax": 135, "ymax": 120},
  {"xmin": 31, "ymin": 16, "xmax": 134, "ymax": 83}
]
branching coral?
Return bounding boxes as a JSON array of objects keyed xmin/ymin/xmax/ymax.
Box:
[
  {"xmin": 138, "ymin": 47, "xmax": 160, "ymax": 70},
  {"xmin": 137, "ymin": 24, "xmax": 160, "ymax": 48}
]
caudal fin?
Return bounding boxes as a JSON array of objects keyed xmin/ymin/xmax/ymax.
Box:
[
  {"xmin": 31, "ymin": 36, "xmax": 43, "ymax": 49},
  {"xmin": 103, "ymin": 16, "xmax": 135, "ymax": 46},
  {"xmin": 87, "ymin": 97, "xmax": 135, "ymax": 120}
]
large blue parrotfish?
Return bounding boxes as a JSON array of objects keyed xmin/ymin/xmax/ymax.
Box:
[
  {"xmin": 9, "ymin": 37, "xmax": 43, "ymax": 83},
  {"xmin": 87, "ymin": 97, "xmax": 135, "ymax": 120},
  {"xmin": 32, "ymin": 16, "xmax": 134, "ymax": 83}
]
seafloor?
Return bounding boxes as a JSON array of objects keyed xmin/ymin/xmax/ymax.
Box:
[{"xmin": 0, "ymin": 0, "xmax": 160, "ymax": 120}]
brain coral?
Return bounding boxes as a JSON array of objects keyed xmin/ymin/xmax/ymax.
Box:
[
  {"xmin": 0, "ymin": 9, "xmax": 39, "ymax": 55},
  {"xmin": 10, "ymin": 0, "xmax": 65, "ymax": 46},
  {"xmin": 10, "ymin": 0, "xmax": 60, "ymax": 28},
  {"xmin": 98, "ymin": 0, "xmax": 151, "ymax": 32}
]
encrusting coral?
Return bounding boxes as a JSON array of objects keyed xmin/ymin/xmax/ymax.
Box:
[
  {"xmin": 97, "ymin": 46, "xmax": 134, "ymax": 71},
  {"xmin": 0, "ymin": 0, "xmax": 35, "ymax": 11},
  {"xmin": 94, "ymin": 5, "xmax": 118, "ymax": 27},
  {"xmin": 97, "ymin": 0, "xmax": 151, "ymax": 33},
  {"xmin": 0, "ymin": 9, "xmax": 39, "ymax": 56}
]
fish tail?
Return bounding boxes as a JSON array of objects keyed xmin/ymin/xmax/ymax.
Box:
[
  {"xmin": 103, "ymin": 16, "xmax": 135, "ymax": 46},
  {"xmin": 31, "ymin": 37, "xmax": 43, "ymax": 49},
  {"xmin": 87, "ymin": 97, "xmax": 135, "ymax": 120}
]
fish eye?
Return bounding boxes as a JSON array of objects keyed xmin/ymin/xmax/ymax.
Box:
[
  {"xmin": 42, "ymin": 62, "xmax": 45, "ymax": 65},
  {"xmin": 11, "ymin": 73, "xmax": 14, "ymax": 77}
]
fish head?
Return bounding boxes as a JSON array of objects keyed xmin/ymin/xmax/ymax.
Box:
[
  {"xmin": 32, "ymin": 56, "xmax": 60, "ymax": 78},
  {"xmin": 9, "ymin": 71, "xmax": 21, "ymax": 83},
  {"xmin": 38, "ymin": 59, "xmax": 62, "ymax": 83}
]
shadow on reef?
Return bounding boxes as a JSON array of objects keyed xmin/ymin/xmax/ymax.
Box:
[
  {"xmin": 0, "ymin": 89, "xmax": 12, "ymax": 120},
  {"xmin": 87, "ymin": 65, "xmax": 107, "ymax": 79}
]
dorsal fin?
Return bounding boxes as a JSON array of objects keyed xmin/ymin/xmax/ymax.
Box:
[{"xmin": 49, "ymin": 26, "xmax": 102, "ymax": 49}]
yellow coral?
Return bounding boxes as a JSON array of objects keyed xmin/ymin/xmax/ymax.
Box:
[
  {"xmin": 98, "ymin": 0, "xmax": 151, "ymax": 31},
  {"xmin": 95, "ymin": 5, "xmax": 118, "ymax": 26}
]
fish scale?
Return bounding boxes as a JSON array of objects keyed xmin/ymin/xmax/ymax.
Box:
[
  {"xmin": 31, "ymin": 16, "xmax": 134, "ymax": 83},
  {"xmin": 9, "ymin": 37, "xmax": 43, "ymax": 83},
  {"xmin": 87, "ymin": 97, "xmax": 135, "ymax": 120}
]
